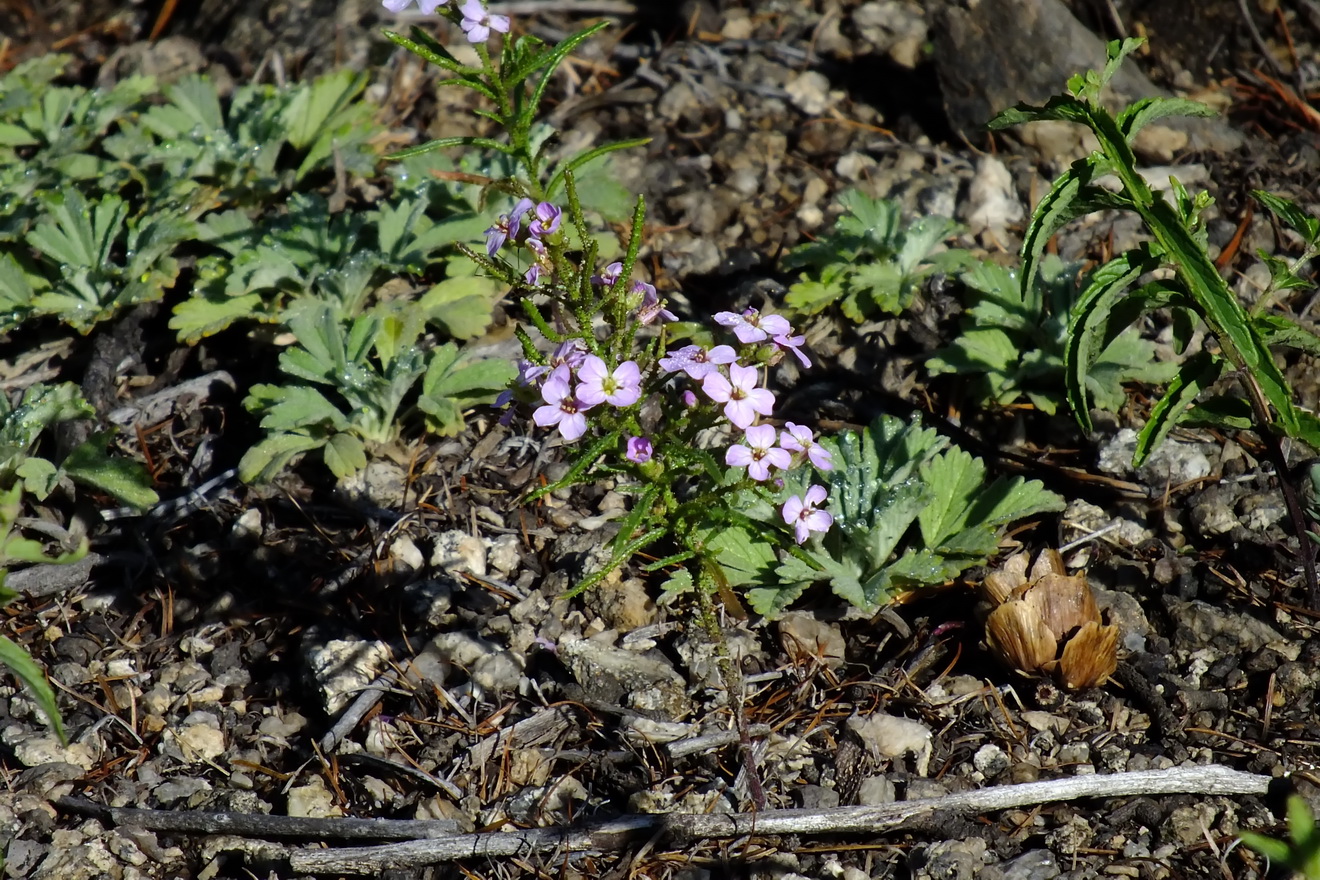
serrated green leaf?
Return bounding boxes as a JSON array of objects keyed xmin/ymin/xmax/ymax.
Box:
[
  {"xmin": 1253, "ymin": 190, "xmax": 1320, "ymax": 246},
  {"xmin": 169, "ymin": 291, "xmax": 269, "ymax": 343},
  {"xmin": 62, "ymin": 436, "xmax": 159, "ymax": 509},
  {"xmin": 987, "ymin": 94, "xmax": 1090, "ymax": 129},
  {"xmin": 701, "ymin": 523, "xmax": 778, "ymax": 589},
  {"xmin": 419, "ymin": 276, "xmax": 499, "ymax": 339},
  {"xmin": 15, "ymin": 457, "xmax": 58, "ymax": 500},
  {"xmin": 1117, "ymin": 96, "xmax": 1216, "ymax": 141},
  {"xmin": 1182, "ymin": 395, "xmax": 1257, "ymax": 431},
  {"xmin": 254, "ymin": 384, "xmax": 349, "ymax": 432},
  {"xmin": 238, "ymin": 433, "xmax": 326, "ymax": 483},
  {"xmin": 1065, "ymin": 246, "xmax": 1160, "ymax": 431},
  {"xmin": 323, "ymin": 433, "xmax": 367, "ymax": 479}
]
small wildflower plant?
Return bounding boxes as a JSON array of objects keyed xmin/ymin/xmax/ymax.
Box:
[
  {"xmin": 386, "ymin": 2, "xmax": 1064, "ymax": 615},
  {"xmin": 381, "ymin": 3, "xmax": 837, "ymax": 604}
]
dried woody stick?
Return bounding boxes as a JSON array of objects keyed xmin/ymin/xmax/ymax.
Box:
[{"xmin": 288, "ymin": 765, "xmax": 1270, "ymax": 874}]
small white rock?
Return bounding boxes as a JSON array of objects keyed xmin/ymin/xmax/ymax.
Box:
[
  {"xmin": 785, "ymin": 71, "xmax": 832, "ymax": 115},
  {"xmin": 846, "ymin": 711, "xmax": 933, "ymax": 776},
  {"xmin": 287, "ymin": 776, "xmax": 343, "ymax": 818},
  {"xmin": 430, "ymin": 530, "xmax": 487, "ymax": 576}
]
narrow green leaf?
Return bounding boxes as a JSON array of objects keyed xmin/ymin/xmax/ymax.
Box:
[
  {"xmin": 987, "ymin": 95, "xmax": 1090, "ymax": 129},
  {"xmin": 1117, "ymin": 96, "xmax": 1216, "ymax": 142},
  {"xmin": 386, "ymin": 136, "xmax": 516, "ymax": 161},
  {"xmin": 1065, "ymin": 247, "xmax": 1158, "ymax": 431},
  {"xmin": 0, "ymin": 633, "xmax": 66, "ymax": 743},
  {"xmin": 1134, "ymin": 352, "xmax": 1224, "ymax": 467},
  {"xmin": 1253, "ymin": 190, "xmax": 1320, "ymax": 246}
]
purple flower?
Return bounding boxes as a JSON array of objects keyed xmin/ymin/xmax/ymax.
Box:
[
  {"xmin": 591, "ymin": 261, "xmax": 625, "ymax": 287},
  {"xmin": 783, "ymin": 485, "xmax": 833, "ymax": 544},
  {"xmin": 528, "ymin": 202, "xmax": 562, "ymax": 238},
  {"xmin": 459, "ymin": 0, "xmax": 510, "ymax": 42},
  {"xmin": 523, "ymin": 237, "xmax": 551, "ymax": 286},
  {"xmin": 484, "ymin": 197, "xmax": 534, "ymax": 256},
  {"xmin": 681, "ymin": 390, "xmax": 698, "ymax": 407},
  {"xmin": 577, "ymin": 356, "xmax": 641, "ymax": 407},
  {"xmin": 381, "ymin": 0, "xmax": 447, "ymax": 12},
  {"xmin": 533, "ymin": 368, "xmax": 594, "ymax": 441},
  {"xmin": 550, "ymin": 340, "xmax": 587, "ymax": 371},
  {"xmin": 779, "ymin": 422, "xmax": 833, "ymax": 470},
  {"xmin": 658, "ymin": 344, "xmax": 737, "ymax": 380},
  {"xmin": 626, "ymin": 436, "xmax": 653, "ymax": 464},
  {"xmin": 702, "ymin": 363, "xmax": 774, "ymax": 429},
  {"xmin": 773, "ymin": 333, "xmax": 811, "ymax": 368},
  {"xmin": 714, "ymin": 307, "xmax": 793, "ymax": 344},
  {"xmin": 726, "ymin": 424, "xmax": 792, "ymax": 481},
  {"xmin": 517, "ymin": 341, "xmax": 585, "ymax": 389},
  {"xmin": 634, "ymin": 281, "xmax": 678, "ymax": 324}
]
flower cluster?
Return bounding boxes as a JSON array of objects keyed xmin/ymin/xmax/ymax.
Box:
[
  {"xmin": 484, "ymin": 198, "xmax": 561, "ymax": 285},
  {"xmin": 531, "ymin": 355, "xmax": 641, "ymax": 442},
  {"xmin": 381, "ymin": 0, "xmax": 510, "ymax": 43},
  {"xmin": 655, "ymin": 308, "xmax": 834, "ymax": 542}
]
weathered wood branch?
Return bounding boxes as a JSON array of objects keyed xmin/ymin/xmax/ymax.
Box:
[{"xmin": 287, "ymin": 765, "xmax": 1272, "ymax": 873}]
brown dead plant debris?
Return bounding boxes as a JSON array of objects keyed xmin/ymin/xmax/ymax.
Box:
[{"xmin": 981, "ymin": 550, "xmax": 1119, "ymax": 690}]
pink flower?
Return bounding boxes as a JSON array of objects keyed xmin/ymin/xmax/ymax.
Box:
[
  {"xmin": 726, "ymin": 424, "xmax": 791, "ymax": 481},
  {"xmin": 658, "ymin": 344, "xmax": 737, "ymax": 380},
  {"xmin": 382, "ymin": 0, "xmax": 447, "ymax": 12},
  {"xmin": 701, "ymin": 363, "xmax": 774, "ymax": 429},
  {"xmin": 634, "ymin": 281, "xmax": 678, "ymax": 324},
  {"xmin": 714, "ymin": 307, "xmax": 793, "ymax": 344},
  {"xmin": 528, "ymin": 202, "xmax": 562, "ymax": 238},
  {"xmin": 523, "ymin": 237, "xmax": 551, "ymax": 286},
  {"xmin": 459, "ymin": 0, "xmax": 509, "ymax": 42},
  {"xmin": 591, "ymin": 261, "xmax": 624, "ymax": 287},
  {"xmin": 532, "ymin": 367, "xmax": 594, "ymax": 440},
  {"xmin": 577, "ymin": 356, "xmax": 641, "ymax": 407},
  {"xmin": 773, "ymin": 333, "xmax": 811, "ymax": 368},
  {"xmin": 783, "ymin": 485, "xmax": 833, "ymax": 544},
  {"xmin": 518, "ymin": 341, "xmax": 585, "ymax": 387},
  {"xmin": 779, "ymin": 422, "xmax": 833, "ymax": 470},
  {"xmin": 626, "ymin": 436, "xmax": 653, "ymax": 464},
  {"xmin": 483, "ymin": 197, "xmax": 533, "ymax": 256}
]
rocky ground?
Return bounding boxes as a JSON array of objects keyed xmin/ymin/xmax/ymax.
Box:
[{"xmin": 4, "ymin": 0, "xmax": 1320, "ymax": 877}]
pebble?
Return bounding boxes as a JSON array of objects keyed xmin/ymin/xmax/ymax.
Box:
[
  {"xmin": 785, "ymin": 71, "xmax": 832, "ymax": 115},
  {"xmin": 846, "ymin": 712, "xmax": 933, "ymax": 776},
  {"xmin": 430, "ymin": 530, "xmax": 487, "ymax": 576},
  {"xmin": 305, "ymin": 637, "xmax": 391, "ymax": 714},
  {"xmin": 964, "ymin": 156, "xmax": 1023, "ymax": 238},
  {"xmin": 2, "ymin": 727, "xmax": 97, "ymax": 771},
  {"xmin": 287, "ymin": 776, "xmax": 343, "ymax": 818},
  {"xmin": 174, "ymin": 712, "xmax": 226, "ymax": 762},
  {"xmin": 777, "ymin": 612, "xmax": 847, "ymax": 670},
  {"xmin": 560, "ymin": 635, "xmax": 688, "ymax": 718}
]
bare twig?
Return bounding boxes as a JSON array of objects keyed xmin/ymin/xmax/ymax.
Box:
[
  {"xmin": 54, "ymin": 797, "xmax": 458, "ymax": 841},
  {"xmin": 287, "ymin": 765, "xmax": 1271, "ymax": 873}
]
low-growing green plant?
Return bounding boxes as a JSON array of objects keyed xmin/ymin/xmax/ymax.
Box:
[
  {"xmin": 927, "ymin": 254, "xmax": 1177, "ymax": 413},
  {"xmin": 989, "ymin": 37, "xmax": 1320, "ymax": 465},
  {"xmin": 0, "ymin": 381, "xmax": 159, "ymax": 744},
  {"xmin": 783, "ymin": 190, "xmax": 974, "ymax": 321},
  {"xmin": 0, "ymin": 382, "xmax": 157, "ymax": 509},
  {"xmin": 683, "ymin": 414, "xmax": 1064, "ymax": 616},
  {"xmin": 0, "ymin": 61, "xmax": 385, "ymax": 333},
  {"xmin": 0, "ymin": 483, "xmax": 83, "ymax": 745},
  {"xmin": 239, "ymin": 299, "xmax": 514, "ymax": 481},
  {"xmin": 1240, "ymin": 794, "xmax": 1320, "ymax": 878}
]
